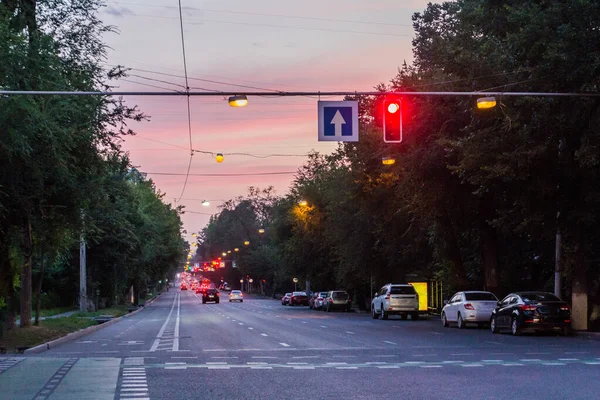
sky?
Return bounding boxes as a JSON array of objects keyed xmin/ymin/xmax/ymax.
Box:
[{"xmin": 98, "ymin": 0, "xmax": 437, "ymax": 243}]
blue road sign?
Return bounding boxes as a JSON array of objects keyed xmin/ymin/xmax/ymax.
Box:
[{"xmin": 318, "ymin": 101, "xmax": 358, "ymax": 142}]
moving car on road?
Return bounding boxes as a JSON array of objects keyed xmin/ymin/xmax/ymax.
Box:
[
  {"xmin": 490, "ymin": 291, "xmax": 571, "ymax": 336},
  {"xmin": 282, "ymin": 293, "xmax": 292, "ymax": 305},
  {"xmin": 442, "ymin": 291, "xmax": 498, "ymax": 328},
  {"xmin": 323, "ymin": 290, "xmax": 352, "ymax": 312},
  {"xmin": 201, "ymin": 288, "xmax": 220, "ymax": 304},
  {"xmin": 372, "ymin": 283, "xmax": 419, "ymax": 320},
  {"xmin": 289, "ymin": 292, "xmax": 309, "ymax": 306},
  {"xmin": 229, "ymin": 290, "xmax": 243, "ymax": 302},
  {"xmin": 180, "ymin": 282, "xmax": 188, "ymax": 290}
]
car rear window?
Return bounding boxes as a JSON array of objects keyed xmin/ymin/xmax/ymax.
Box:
[
  {"xmin": 464, "ymin": 292, "xmax": 497, "ymax": 301},
  {"xmin": 293, "ymin": 292, "xmax": 306, "ymax": 296},
  {"xmin": 207, "ymin": 289, "xmax": 217, "ymax": 294},
  {"xmin": 390, "ymin": 286, "xmax": 416, "ymax": 295},
  {"xmin": 521, "ymin": 293, "xmax": 561, "ymax": 303},
  {"xmin": 319, "ymin": 292, "xmax": 328, "ymax": 297},
  {"xmin": 332, "ymin": 292, "xmax": 348, "ymax": 299},
  {"xmin": 231, "ymin": 291, "xmax": 241, "ymax": 294}
]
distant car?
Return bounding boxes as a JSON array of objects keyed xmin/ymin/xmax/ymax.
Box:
[
  {"xmin": 491, "ymin": 291, "xmax": 571, "ymax": 336},
  {"xmin": 180, "ymin": 283, "xmax": 188, "ymax": 290},
  {"xmin": 372, "ymin": 284, "xmax": 419, "ymax": 320},
  {"xmin": 442, "ymin": 291, "xmax": 498, "ymax": 328},
  {"xmin": 289, "ymin": 292, "xmax": 309, "ymax": 306},
  {"xmin": 323, "ymin": 290, "xmax": 352, "ymax": 312},
  {"xmin": 309, "ymin": 293, "xmax": 319, "ymax": 309},
  {"xmin": 282, "ymin": 293, "xmax": 292, "ymax": 305},
  {"xmin": 229, "ymin": 290, "xmax": 243, "ymax": 302},
  {"xmin": 201, "ymin": 288, "xmax": 220, "ymax": 304},
  {"xmin": 314, "ymin": 292, "xmax": 329, "ymax": 310}
]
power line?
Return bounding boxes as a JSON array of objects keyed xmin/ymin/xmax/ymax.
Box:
[
  {"xmin": 143, "ymin": 171, "xmax": 297, "ymax": 177},
  {"xmin": 111, "ymin": 1, "xmax": 411, "ymax": 28},
  {"xmin": 119, "ymin": 78, "xmax": 182, "ymax": 92},
  {"xmin": 175, "ymin": 0, "xmax": 194, "ymax": 203}
]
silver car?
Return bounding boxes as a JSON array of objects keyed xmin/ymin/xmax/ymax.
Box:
[
  {"xmin": 372, "ymin": 284, "xmax": 419, "ymax": 320},
  {"xmin": 229, "ymin": 290, "xmax": 243, "ymax": 302},
  {"xmin": 441, "ymin": 291, "xmax": 498, "ymax": 328}
]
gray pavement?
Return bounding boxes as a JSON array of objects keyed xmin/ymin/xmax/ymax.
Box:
[{"xmin": 1, "ymin": 289, "xmax": 600, "ymax": 399}]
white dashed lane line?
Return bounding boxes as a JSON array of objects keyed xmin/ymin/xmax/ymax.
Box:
[
  {"xmin": 279, "ymin": 343, "xmax": 290, "ymax": 347},
  {"xmin": 260, "ymin": 333, "xmax": 269, "ymax": 337},
  {"xmin": 383, "ymin": 341, "xmax": 397, "ymax": 345}
]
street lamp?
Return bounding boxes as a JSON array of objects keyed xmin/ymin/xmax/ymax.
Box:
[
  {"xmin": 234, "ymin": 248, "xmax": 239, "ymax": 252},
  {"xmin": 215, "ymin": 153, "xmax": 224, "ymax": 163},
  {"xmin": 222, "ymin": 252, "xmax": 227, "ymax": 256},
  {"xmin": 191, "ymin": 233, "xmax": 197, "ymax": 237},
  {"xmin": 244, "ymin": 240, "xmax": 250, "ymax": 246},
  {"xmin": 293, "ymin": 277, "xmax": 298, "ymax": 291},
  {"xmin": 201, "ymin": 200, "xmax": 210, "ymax": 206},
  {"xmin": 227, "ymin": 250, "xmax": 232, "ymax": 254},
  {"xmin": 382, "ymin": 156, "xmax": 396, "ymax": 165},
  {"xmin": 229, "ymin": 95, "xmax": 248, "ymax": 107},
  {"xmin": 298, "ymin": 199, "xmax": 308, "ymax": 207},
  {"xmin": 477, "ymin": 96, "xmax": 497, "ymax": 109},
  {"xmin": 258, "ymin": 228, "xmax": 265, "ymax": 234}
]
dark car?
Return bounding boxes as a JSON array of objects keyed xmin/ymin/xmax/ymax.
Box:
[
  {"xmin": 324, "ymin": 290, "xmax": 352, "ymax": 312},
  {"xmin": 490, "ymin": 291, "xmax": 571, "ymax": 336},
  {"xmin": 200, "ymin": 288, "xmax": 220, "ymax": 304},
  {"xmin": 289, "ymin": 292, "xmax": 309, "ymax": 306}
]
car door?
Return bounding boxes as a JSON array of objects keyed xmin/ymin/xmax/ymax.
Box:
[
  {"xmin": 447, "ymin": 293, "xmax": 461, "ymax": 322},
  {"xmin": 496, "ymin": 295, "xmax": 515, "ymax": 328},
  {"xmin": 373, "ymin": 286, "xmax": 385, "ymax": 311}
]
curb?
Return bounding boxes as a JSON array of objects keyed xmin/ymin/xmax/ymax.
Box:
[{"xmin": 23, "ymin": 293, "xmax": 163, "ymax": 355}]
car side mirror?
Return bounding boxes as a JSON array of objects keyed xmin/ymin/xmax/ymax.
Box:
[
  {"xmin": 443, "ymin": 299, "xmax": 449, "ymax": 305},
  {"xmin": 497, "ymin": 301, "xmax": 502, "ymax": 307}
]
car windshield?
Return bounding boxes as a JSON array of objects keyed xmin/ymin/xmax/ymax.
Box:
[
  {"xmin": 521, "ymin": 293, "xmax": 561, "ymax": 303},
  {"xmin": 292, "ymin": 292, "xmax": 306, "ymax": 296},
  {"xmin": 464, "ymin": 292, "xmax": 498, "ymax": 301},
  {"xmin": 390, "ymin": 286, "xmax": 416, "ymax": 295}
]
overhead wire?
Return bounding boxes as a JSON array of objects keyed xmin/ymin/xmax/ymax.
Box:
[
  {"xmin": 175, "ymin": 0, "xmax": 194, "ymax": 203},
  {"xmin": 143, "ymin": 171, "xmax": 297, "ymax": 177}
]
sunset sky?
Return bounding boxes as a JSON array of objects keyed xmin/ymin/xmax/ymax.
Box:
[{"xmin": 99, "ymin": 0, "xmax": 437, "ymax": 243}]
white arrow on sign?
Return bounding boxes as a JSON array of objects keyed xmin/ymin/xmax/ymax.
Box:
[{"xmin": 330, "ymin": 110, "xmax": 346, "ymax": 136}]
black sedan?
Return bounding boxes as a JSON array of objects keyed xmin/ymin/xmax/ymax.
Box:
[{"xmin": 490, "ymin": 291, "xmax": 571, "ymax": 336}]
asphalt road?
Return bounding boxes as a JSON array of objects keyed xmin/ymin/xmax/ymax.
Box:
[{"xmin": 1, "ymin": 289, "xmax": 600, "ymax": 399}]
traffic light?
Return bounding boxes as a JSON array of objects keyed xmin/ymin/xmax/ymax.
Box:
[{"xmin": 383, "ymin": 99, "xmax": 402, "ymax": 143}]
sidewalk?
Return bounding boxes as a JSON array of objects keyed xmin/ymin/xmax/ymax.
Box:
[{"xmin": 15, "ymin": 311, "xmax": 77, "ymax": 325}]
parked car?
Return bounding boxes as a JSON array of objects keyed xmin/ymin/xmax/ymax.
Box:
[
  {"xmin": 201, "ymin": 288, "xmax": 220, "ymax": 304},
  {"xmin": 309, "ymin": 293, "xmax": 319, "ymax": 309},
  {"xmin": 289, "ymin": 292, "xmax": 309, "ymax": 306},
  {"xmin": 442, "ymin": 291, "xmax": 498, "ymax": 328},
  {"xmin": 490, "ymin": 291, "xmax": 571, "ymax": 336},
  {"xmin": 314, "ymin": 292, "xmax": 329, "ymax": 310},
  {"xmin": 229, "ymin": 290, "xmax": 243, "ymax": 302},
  {"xmin": 281, "ymin": 293, "xmax": 292, "ymax": 305},
  {"xmin": 372, "ymin": 283, "xmax": 419, "ymax": 320},
  {"xmin": 323, "ymin": 290, "xmax": 352, "ymax": 312}
]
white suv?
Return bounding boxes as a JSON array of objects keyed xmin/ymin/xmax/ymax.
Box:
[{"xmin": 372, "ymin": 284, "xmax": 419, "ymax": 320}]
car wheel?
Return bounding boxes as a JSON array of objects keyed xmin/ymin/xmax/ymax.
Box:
[
  {"xmin": 457, "ymin": 313, "xmax": 466, "ymax": 329},
  {"xmin": 411, "ymin": 313, "xmax": 419, "ymax": 321},
  {"xmin": 561, "ymin": 326, "xmax": 572, "ymax": 336},
  {"xmin": 372, "ymin": 306, "xmax": 378, "ymax": 319},
  {"xmin": 229, "ymin": 300, "xmax": 232, "ymax": 302},
  {"xmin": 240, "ymin": 300, "xmax": 243, "ymax": 303},
  {"xmin": 216, "ymin": 300, "xmax": 219, "ymax": 304},
  {"xmin": 202, "ymin": 300, "xmax": 206, "ymax": 304},
  {"xmin": 327, "ymin": 305, "xmax": 331, "ymax": 312},
  {"xmin": 490, "ymin": 316, "xmax": 499, "ymax": 333},
  {"xmin": 381, "ymin": 307, "xmax": 388, "ymax": 320},
  {"xmin": 442, "ymin": 312, "xmax": 449, "ymax": 327},
  {"xmin": 511, "ymin": 317, "xmax": 521, "ymax": 336}
]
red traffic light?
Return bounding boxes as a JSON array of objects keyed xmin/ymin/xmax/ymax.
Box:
[
  {"xmin": 387, "ymin": 102, "xmax": 400, "ymax": 114},
  {"xmin": 383, "ymin": 99, "xmax": 402, "ymax": 143}
]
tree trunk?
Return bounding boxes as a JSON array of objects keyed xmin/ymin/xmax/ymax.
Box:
[
  {"xmin": 571, "ymin": 229, "xmax": 588, "ymax": 331},
  {"xmin": 437, "ymin": 213, "xmax": 469, "ymax": 290},
  {"xmin": 20, "ymin": 218, "xmax": 33, "ymax": 328},
  {"xmin": 34, "ymin": 246, "xmax": 44, "ymax": 326},
  {"xmin": 0, "ymin": 244, "xmax": 16, "ymax": 330},
  {"xmin": 480, "ymin": 220, "xmax": 499, "ymax": 295}
]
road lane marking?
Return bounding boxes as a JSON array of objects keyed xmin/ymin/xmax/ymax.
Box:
[
  {"xmin": 558, "ymin": 358, "xmax": 579, "ymax": 361},
  {"xmin": 378, "ymin": 366, "xmax": 399, "ymax": 369},
  {"xmin": 279, "ymin": 343, "xmax": 290, "ymax": 347},
  {"xmin": 584, "ymin": 362, "xmax": 600, "ymax": 365},
  {"xmin": 451, "ymin": 353, "xmax": 475, "ymax": 356},
  {"xmin": 320, "ymin": 325, "xmax": 327, "ymax": 328},
  {"xmin": 430, "ymin": 332, "xmax": 443, "ymax": 335},
  {"xmin": 481, "ymin": 360, "xmax": 503, "ymax": 362},
  {"xmin": 346, "ymin": 331, "xmax": 355, "ymax": 335},
  {"xmin": 173, "ymin": 292, "xmax": 181, "ymax": 351},
  {"xmin": 543, "ymin": 362, "xmax": 566, "ymax": 366},
  {"xmin": 293, "ymin": 356, "xmax": 319, "ymax": 359},
  {"xmin": 252, "ymin": 356, "xmax": 277, "ymax": 359},
  {"xmin": 421, "ymin": 365, "xmax": 442, "ymax": 368},
  {"xmin": 333, "ymin": 355, "xmax": 355, "ymax": 358},
  {"xmin": 248, "ymin": 327, "xmax": 254, "ymax": 330},
  {"xmin": 485, "ymin": 341, "xmax": 503, "ymax": 345},
  {"xmin": 260, "ymin": 333, "xmax": 269, "ymax": 337},
  {"xmin": 502, "ymin": 363, "xmax": 524, "ymax": 366},
  {"xmin": 337, "ymin": 367, "xmax": 358, "ymax": 369},
  {"xmin": 526, "ymin": 352, "xmax": 550, "ymax": 355},
  {"xmin": 373, "ymin": 355, "xmax": 397, "ymax": 358},
  {"xmin": 211, "ymin": 356, "xmax": 238, "ymax": 359},
  {"xmin": 383, "ymin": 341, "xmax": 397, "ymax": 345},
  {"xmin": 287, "ymin": 362, "xmax": 308, "ymax": 365},
  {"xmin": 520, "ymin": 359, "xmax": 541, "ymax": 362},
  {"xmin": 461, "ymin": 364, "xmax": 484, "ymax": 367},
  {"xmin": 150, "ymin": 293, "xmax": 178, "ymax": 352}
]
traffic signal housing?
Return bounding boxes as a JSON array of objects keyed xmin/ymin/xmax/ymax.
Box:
[{"xmin": 383, "ymin": 98, "xmax": 402, "ymax": 143}]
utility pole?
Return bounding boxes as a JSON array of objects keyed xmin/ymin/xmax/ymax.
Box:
[
  {"xmin": 79, "ymin": 211, "xmax": 87, "ymax": 312},
  {"xmin": 554, "ymin": 224, "xmax": 562, "ymax": 298}
]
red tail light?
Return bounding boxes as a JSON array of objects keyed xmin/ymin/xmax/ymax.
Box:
[
  {"xmin": 464, "ymin": 303, "xmax": 475, "ymax": 310},
  {"xmin": 521, "ymin": 305, "xmax": 537, "ymax": 311},
  {"xmin": 329, "ymin": 298, "xmax": 333, "ymax": 303},
  {"xmin": 216, "ymin": 292, "xmax": 219, "ymax": 296}
]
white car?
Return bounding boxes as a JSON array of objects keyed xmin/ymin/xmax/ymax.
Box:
[
  {"xmin": 441, "ymin": 291, "xmax": 498, "ymax": 329},
  {"xmin": 372, "ymin": 283, "xmax": 419, "ymax": 320},
  {"xmin": 229, "ymin": 290, "xmax": 243, "ymax": 302}
]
